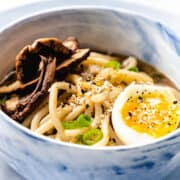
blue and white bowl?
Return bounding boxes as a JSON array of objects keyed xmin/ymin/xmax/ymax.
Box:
[{"xmin": 0, "ymin": 7, "xmax": 180, "ymax": 180}]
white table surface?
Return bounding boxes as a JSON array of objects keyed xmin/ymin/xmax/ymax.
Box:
[{"xmin": 0, "ymin": 0, "xmax": 180, "ymax": 179}]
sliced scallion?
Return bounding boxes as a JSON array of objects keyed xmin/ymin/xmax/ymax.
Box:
[
  {"xmin": 82, "ymin": 128, "xmax": 103, "ymax": 145},
  {"xmin": 62, "ymin": 114, "xmax": 92, "ymax": 129},
  {"xmin": 128, "ymin": 66, "xmax": 139, "ymax": 72},
  {"xmin": 104, "ymin": 60, "xmax": 121, "ymax": 70}
]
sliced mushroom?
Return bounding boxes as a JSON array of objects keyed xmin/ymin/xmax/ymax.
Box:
[
  {"xmin": 62, "ymin": 37, "xmax": 80, "ymax": 52},
  {"xmin": 0, "ymin": 79, "xmax": 38, "ymax": 94},
  {"xmin": 0, "ymin": 70, "xmax": 16, "ymax": 86},
  {"xmin": 0, "ymin": 37, "xmax": 91, "ymax": 122},
  {"xmin": 31, "ymin": 38, "xmax": 72, "ymax": 58},
  {"xmin": 56, "ymin": 48, "xmax": 90, "ymax": 78},
  {"xmin": 11, "ymin": 56, "xmax": 56, "ymax": 122},
  {"xmin": 0, "ymin": 48, "xmax": 90, "ymax": 94},
  {"xmin": 16, "ymin": 37, "xmax": 72, "ymax": 83}
]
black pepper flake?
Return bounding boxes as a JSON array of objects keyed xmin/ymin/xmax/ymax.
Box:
[
  {"xmin": 138, "ymin": 96, "xmax": 143, "ymax": 102},
  {"xmin": 85, "ymin": 104, "xmax": 90, "ymax": 108},
  {"xmin": 151, "ymin": 123, "xmax": 155, "ymax": 127},
  {"xmin": 69, "ymin": 84, "xmax": 72, "ymax": 88},
  {"xmin": 82, "ymin": 89, "xmax": 86, "ymax": 94},
  {"xmin": 128, "ymin": 111, "xmax": 132, "ymax": 117},
  {"xmin": 173, "ymin": 100, "xmax": 178, "ymax": 104},
  {"xmin": 138, "ymin": 96, "xmax": 143, "ymax": 100},
  {"xmin": 168, "ymin": 122, "xmax": 172, "ymax": 126}
]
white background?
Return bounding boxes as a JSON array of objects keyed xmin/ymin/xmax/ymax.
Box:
[{"xmin": 0, "ymin": 0, "xmax": 179, "ymax": 14}]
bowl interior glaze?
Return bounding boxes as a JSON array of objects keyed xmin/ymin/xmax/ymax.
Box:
[{"xmin": 0, "ymin": 8, "xmax": 180, "ymax": 85}]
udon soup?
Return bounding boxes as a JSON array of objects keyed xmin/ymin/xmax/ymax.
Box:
[{"xmin": 0, "ymin": 37, "xmax": 179, "ymax": 146}]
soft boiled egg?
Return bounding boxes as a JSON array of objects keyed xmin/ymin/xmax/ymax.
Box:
[{"xmin": 112, "ymin": 84, "xmax": 180, "ymax": 145}]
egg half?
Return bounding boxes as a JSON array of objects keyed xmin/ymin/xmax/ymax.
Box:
[{"xmin": 112, "ymin": 84, "xmax": 180, "ymax": 145}]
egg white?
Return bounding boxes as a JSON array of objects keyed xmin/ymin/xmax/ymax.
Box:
[{"xmin": 112, "ymin": 84, "xmax": 179, "ymax": 146}]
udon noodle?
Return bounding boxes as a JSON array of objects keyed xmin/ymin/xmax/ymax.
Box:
[
  {"xmin": 0, "ymin": 37, "xmax": 179, "ymax": 147},
  {"xmin": 22, "ymin": 52, "xmax": 179, "ymax": 146}
]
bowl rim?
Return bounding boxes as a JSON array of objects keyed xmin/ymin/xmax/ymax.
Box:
[{"xmin": 0, "ymin": 6, "xmax": 180, "ymax": 151}]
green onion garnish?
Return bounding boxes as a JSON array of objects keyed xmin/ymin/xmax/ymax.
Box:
[
  {"xmin": 128, "ymin": 67, "xmax": 139, "ymax": 72},
  {"xmin": 62, "ymin": 121, "xmax": 79, "ymax": 129},
  {"xmin": 104, "ymin": 60, "xmax": 121, "ymax": 70},
  {"xmin": 77, "ymin": 114, "xmax": 92, "ymax": 127},
  {"xmin": 0, "ymin": 96, "xmax": 7, "ymax": 105},
  {"xmin": 82, "ymin": 129, "xmax": 103, "ymax": 145},
  {"xmin": 62, "ymin": 114, "xmax": 92, "ymax": 129}
]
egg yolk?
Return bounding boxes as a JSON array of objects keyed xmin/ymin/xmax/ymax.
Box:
[{"xmin": 121, "ymin": 92, "xmax": 180, "ymax": 138}]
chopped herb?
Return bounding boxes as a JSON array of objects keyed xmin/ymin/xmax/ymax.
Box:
[
  {"xmin": 104, "ymin": 60, "xmax": 121, "ymax": 70},
  {"xmin": 82, "ymin": 128, "xmax": 103, "ymax": 145},
  {"xmin": 62, "ymin": 121, "xmax": 79, "ymax": 129},
  {"xmin": 77, "ymin": 114, "xmax": 92, "ymax": 127},
  {"xmin": 0, "ymin": 96, "xmax": 7, "ymax": 105},
  {"xmin": 62, "ymin": 114, "xmax": 92, "ymax": 129},
  {"xmin": 128, "ymin": 66, "xmax": 139, "ymax": 72}
]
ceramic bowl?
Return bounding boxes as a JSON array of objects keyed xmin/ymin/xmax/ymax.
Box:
[{"xmin": 0, "ymin": 7, "xmax": 180, "ymax": 180}]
